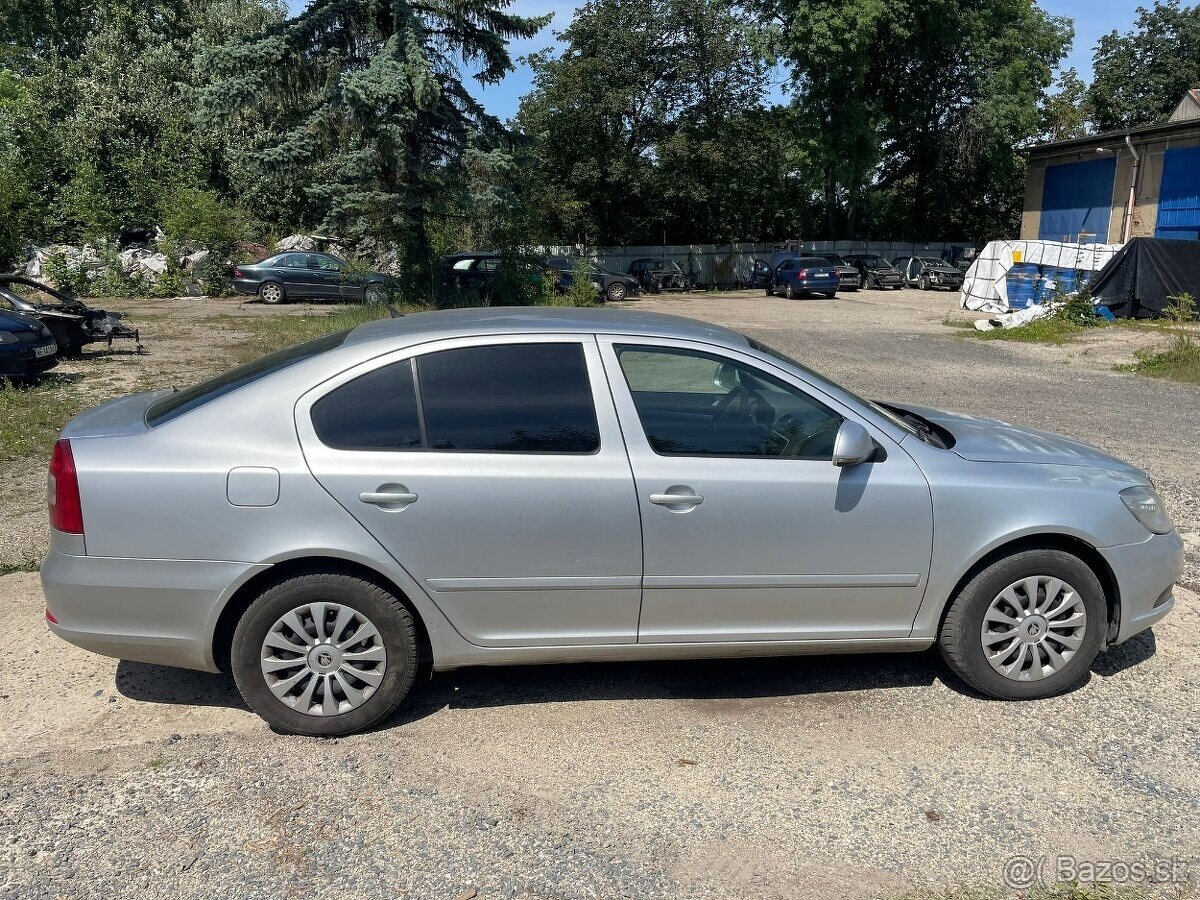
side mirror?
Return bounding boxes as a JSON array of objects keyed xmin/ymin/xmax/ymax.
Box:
[
  {"xmin": 832, "ymin": 421, "xmax": 875, "ymax": 467},
  {"xmin": 713, "ymin": 363, "xmax": 740, "ymax": 391}
]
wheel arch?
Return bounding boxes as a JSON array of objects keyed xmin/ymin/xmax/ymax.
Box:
[
  {"xmin": 210, "ymin": 555, "xmax": 433, "ymax": 674},
  {"xmin": 937, "ymin": 532, "xmax": 1121, "ymax": 642}
]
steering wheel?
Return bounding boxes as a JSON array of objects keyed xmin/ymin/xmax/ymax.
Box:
[
  {"xmin": 711, "ymin": 386, "xmax": 751, "ymax": 427},
  {"xmin": 782, "ymin": 417, "xmax": 842, "ymax": 458}
]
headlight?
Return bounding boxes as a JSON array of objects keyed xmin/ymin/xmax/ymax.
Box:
[
  {"xmin": 0, "ymin": 331, "xmax": 16, "ymax": 344},
  {"xmin": 1120, "ymin": 485, "xmax": 1173, "ymax": 534}
]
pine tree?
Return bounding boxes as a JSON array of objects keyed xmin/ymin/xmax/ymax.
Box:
[{"xmin": 197, "ymin": 0, "xmax": 546, "ymax": 297}]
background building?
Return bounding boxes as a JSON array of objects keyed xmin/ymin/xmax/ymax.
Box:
[{"xmin": 1021, "ymin": 90, "xmax": 1200, "ymax": 243}]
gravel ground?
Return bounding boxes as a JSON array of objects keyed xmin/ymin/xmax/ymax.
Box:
[{"xmin": 1, "ymin": 289, "xmax": 1198, "ymax": 899}]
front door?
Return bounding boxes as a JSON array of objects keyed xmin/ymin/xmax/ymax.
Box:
[
  {"xmin": 297, "ymin": 335, "xmax": 643, "ymax": 647},
  {"xmin": 598, "ymin": 337, "xmax": 933, "ymax": 644}
]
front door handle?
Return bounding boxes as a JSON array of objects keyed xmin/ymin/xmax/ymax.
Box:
[
  {"xmin": 649, "ymin": 487, "xmax": 704, "ymax": 511},
  {"xmin": 359, "ymin": 485, "xmax": 418, "ymax": 510}
]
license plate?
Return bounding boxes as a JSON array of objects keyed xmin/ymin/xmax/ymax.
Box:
[{"xmin": 35, "ymin": 343, "xmax": 56, "ymax": 358}]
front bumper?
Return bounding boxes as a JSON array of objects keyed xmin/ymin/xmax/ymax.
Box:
[
  {"xmin": 41, "ymin": 547, "xmax": 267, "ymax": 672},
  {"xmin": 1099, "ymin": 529, "xmax": 1184, "ymax": 643},
  {"xmin": 868, "ymin": 271, "xmax": 903, "ymax": 287},
  {"xmin": 0, "ymin": 340, "xmax": 58, "ymax": 376}
]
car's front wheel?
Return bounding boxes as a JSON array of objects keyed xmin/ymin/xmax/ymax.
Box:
[
  {"xmin": 363, "ymin": 283, "xmax": 388, "ymax": 305},
  {"xmin": 607, "ymin": 282, "xmax": 628, "ymax": 302},
  {"xmin": 258, "ymin": 281, "xmax": 286, "ymax": 305},
  {"xmin": 938, "ymin": 549, "xmax": 1106, "ymax": 700},
  {"xmin": 231, "ymin": 572, "xmax": 420, "ymax": 736},
  {"xmin": 919, "ymin": 275, "xmax": 931, "ymax": 291}
]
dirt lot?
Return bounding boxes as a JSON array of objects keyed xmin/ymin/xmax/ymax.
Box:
[{"xmin": 1, "ymin": 289, "xmax": 1198, "ymax": 899}]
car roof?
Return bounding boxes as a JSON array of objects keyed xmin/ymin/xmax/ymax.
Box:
[{"xmin": 344, "ymin": 306, "xmax": 748, "ymax": 350}]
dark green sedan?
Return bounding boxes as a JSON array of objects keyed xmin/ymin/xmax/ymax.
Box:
[{"xmin": 233, "ymin": 252, "xmax": 398, "ymax": 304}]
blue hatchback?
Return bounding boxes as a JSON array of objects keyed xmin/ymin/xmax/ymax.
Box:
[
  {"xmin": 0, "ymin": 309, "xmax": 58, "ymax": 378},
  {"xmin": 768, "ymin": 256, "xmax": 840, "ymax": 299}
]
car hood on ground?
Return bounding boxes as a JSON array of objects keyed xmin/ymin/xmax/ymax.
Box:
[{"xmin": 897, "ymin": 404, "xmax": 1147, "ymax": 478}]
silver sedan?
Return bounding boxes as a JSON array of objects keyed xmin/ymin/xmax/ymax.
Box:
[{"xmin": 42, "ymin": 308, "xmax": 1182, "ymax": 735}]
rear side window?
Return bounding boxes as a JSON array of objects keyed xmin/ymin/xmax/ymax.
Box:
[
  {"xmin": 147, "ymin": 330, "xmax": 351, "ymax": 427},
  {"xmin": 418, "ymin": 344, "xmax": 598, "ymax": 453},
  {"xmin": 312, "ymin": 361, "xmax": 423, "ymax": 450}
]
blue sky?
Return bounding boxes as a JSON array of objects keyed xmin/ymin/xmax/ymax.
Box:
[{"xmin": 285, "ymin": 0, "xmax": 1137, "ymax": 120}]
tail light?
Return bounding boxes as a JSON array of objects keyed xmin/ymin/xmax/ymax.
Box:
[
  {"xmin": 48, "ymin": 439, "xmax": 84, "ymax": 535},
  {"xmin": 796, "ymin": 268, "xmax": 808, "ymax": 277},
  {"xmin": 233, "ymin": 267, "xmax": 244, "ymax": 278}
]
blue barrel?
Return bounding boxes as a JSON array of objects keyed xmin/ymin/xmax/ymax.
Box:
[
  {"xmin": 1041, "ymin": 266, "xmax": 1078, "ymax": 296},
  {"xmin": 1006, "ymin": 262, "xmax": 1039, "ymax": 309}
]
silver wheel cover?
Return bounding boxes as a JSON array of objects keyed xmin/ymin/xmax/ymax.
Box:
[
  {"xmin": 981, "ymin": 576, "xmax": 1087, "ymax": 682},
  {"xmin": 260, "ymin": 602, "xmax": 387, "ymax": 716}
]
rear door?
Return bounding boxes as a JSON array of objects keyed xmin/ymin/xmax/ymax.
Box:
[{"xmin": 297, "ymin": 334, "xmax": 644, "ymax": 647}]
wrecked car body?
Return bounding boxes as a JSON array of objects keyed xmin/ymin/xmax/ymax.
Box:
[{"xmin": 0, "ymin": 276, "xmax": 141, "ymax": 356}]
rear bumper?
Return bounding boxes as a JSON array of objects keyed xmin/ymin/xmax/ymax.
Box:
[
  {"xmin": 41, "ymin": 548, "xmax": 267, "ymax": 672},
  {"xmin": 231, "ymin": 277, "xmax": 261, "ymax": 296},
  {"xmin": 1099, "ymin": 530, "xmax": 1184, "ymax": 643}
]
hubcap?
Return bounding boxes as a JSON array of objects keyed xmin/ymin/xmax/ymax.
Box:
[
  {"xmin": 260, "ymin": 602, "xmax": 387, "ymax": 716},
  {"xmin": 981, "ymin": 576, "xmax": 1087, "ymax": 682},
  {"xmin": 262, "ymin": 284, "xmax": 281, "ymax": 302}
]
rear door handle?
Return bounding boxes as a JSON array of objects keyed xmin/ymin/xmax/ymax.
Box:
[{"xmin": 359, "ymin": 487, "xmax": 418, "ymax": 509}]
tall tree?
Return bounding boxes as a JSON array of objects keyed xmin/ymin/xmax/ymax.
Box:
[
  {"xmin": 1040, "ymin": 68, "xmax": 1091, "ymax": 142},
  {"xmin": 765, "ymin": 0, "xmax": 1070, "ymax": 241},
  {"xmin": 1089, "ymin": 0, "xmax": 1200, "ymax": 131},
  {"xmin": 515, "ymin": 0, "xmax": 801, "ymax": 246},
  {"xmin": 198, "ymin": 0, "xmax": 546, "ymax": 295}
]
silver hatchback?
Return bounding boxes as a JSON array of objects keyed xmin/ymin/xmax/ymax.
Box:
[{"xmin": 43, "ymin": 308, "xmax": 1181, "ymax": 735}]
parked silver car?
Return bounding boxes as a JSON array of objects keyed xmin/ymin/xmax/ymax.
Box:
[{"xmin": 43, "ymin": 308, "xmax": 1181, "ymax": 735}]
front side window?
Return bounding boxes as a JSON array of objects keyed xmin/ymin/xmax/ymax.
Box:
[
  {"xmin": 615, "ymin": 345, "xmax": 843, "ymax": 459},
  {"xmin": 418, "ymin": 343, "xmax": 599, "ymax": 453}
]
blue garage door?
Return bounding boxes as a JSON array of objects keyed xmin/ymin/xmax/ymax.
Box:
[
  {"xmin": 1038, "ymin": 157, "xmax": 1116, "ymax": 242},
  {"xmin": 1155, "ymin": 146, "xmax": 1200, "ymax": 241}
]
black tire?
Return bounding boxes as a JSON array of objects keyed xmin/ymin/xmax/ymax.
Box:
[
  {"xmin": 231, "ymin": 572, "xmax": 420, "ymax": 736},
  {"xmin": 784, "ymin": 282, "xmax": 795, "ymax": 299},
  {"xmin": 919, "ymin": 275, "xmax": 931, "ymax": 291},
  {"xmin": 258, "ymin": 281, "xmax": 287, "ymax": 305},
  {"xmin": 864, "ymin": 274, "xmax": 876, "ymax": 290},
  {"xmin": 824, "ymin": 291, "xmax": 838, "ymax": 299},
  {"xmin": 607, "ymin": 282, "xmax": 628, "ymax": 302},
  {"xmin": 765, "ymin": 286, "xmax": 774, "ymax": 296},
  {"xmin": 938, "ymin": 549, "xmax": 1106, "ymax": 700}
]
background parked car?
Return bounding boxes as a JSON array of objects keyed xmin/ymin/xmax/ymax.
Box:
[
  {"xmin": 233, "ymin": 252, "xmax": 398, "ymax": 305},
  {"xmin": 546, "ymin": 257, "xmax": 640, "ymax": 302},
  {"xmin": 846, "ymin": 255, "xmax": 904, "ymax": 290},
  {"xmin": 768, "ymin": 256, "xmax": 840, "ymax": 299},
  {"xmin": 0, "ymin": 308, "xmax": 57, "ymax": 378},
  {"xmin": 628, "ymin": 258, "xmax": 692, "ymax": 293},
  {"xmin": 439, "ymin": 252, "xmax": 560, "ymax": 302},
  {"xmin": 0, "ymin": 275, "xmax": 140, "ymax": 355},
  {"xmin": 815, "ymin": 254, "xmax": 861, "ymax": 292},
  {"xmin": 892, "ymin": 256, "xmax": 965, "ymax": 291}
]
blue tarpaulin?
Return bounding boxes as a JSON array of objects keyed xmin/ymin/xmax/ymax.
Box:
[{"xmin": 1038, "ymin": 157, "xmax": 1116, "ymax": 242}]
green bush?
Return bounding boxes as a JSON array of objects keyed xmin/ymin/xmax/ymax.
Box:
[{"xmin": 159, "ymin": 189, "xmax": 248, "ymax": 256}]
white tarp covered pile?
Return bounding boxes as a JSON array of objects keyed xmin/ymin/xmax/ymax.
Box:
[{"xmin": 960, "ymin": 240, "xmax": 1122, "ymax": 313}]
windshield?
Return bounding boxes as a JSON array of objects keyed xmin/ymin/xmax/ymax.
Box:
[
  {"xmin": 747, "ymin": 338, "xmax": 924, "ymax": 440},
  {"xmin": 920, "ymin": 257, "xmax": 950, "ymax": 267},
  {"xmin": 823, "ymin": 255, "xmax": 848, "ymax": 266},
  {"xmin": 859, "ymin": 256, "xmax": 888, "ymax": 267}
]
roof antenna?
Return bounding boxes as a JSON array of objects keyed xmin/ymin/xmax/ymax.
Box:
[{"xmin": 387, "ymin": 304, "xmax": 403, "ymax": 318}]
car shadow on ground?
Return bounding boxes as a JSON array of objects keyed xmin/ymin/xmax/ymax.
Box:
[{"xmin": 114, "ymin": 631, "xmax": 1158, "ymax": 731}]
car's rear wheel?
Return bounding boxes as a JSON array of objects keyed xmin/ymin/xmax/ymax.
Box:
[
  {"xmin": 784, "ymin": 282, "xmax": 795, "ymax": 299},
  {"xmin": 765, "ymin": 286, "xmax": 774, "ymax": 296},
  {"xmin": 363, "ymin": 283, "xmax": 388, "ymax": 305},
  {"xmin": 824, "ymin": 291, "xmax": 838, "ymax": 298},
  {"xmin": 939, "ymin": 549, "xmax": 1106, "ymax": 700},
  {"xmin": 607, "ymin": 282, "xmax": 628, "ymax": 302},
  {"xmin": 231, "ymin": 572, "xmax": 419, "ymax": 736},
  {"xmin": 258, "ymin": 282, "xmax": 286, "ymax": 305}
]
